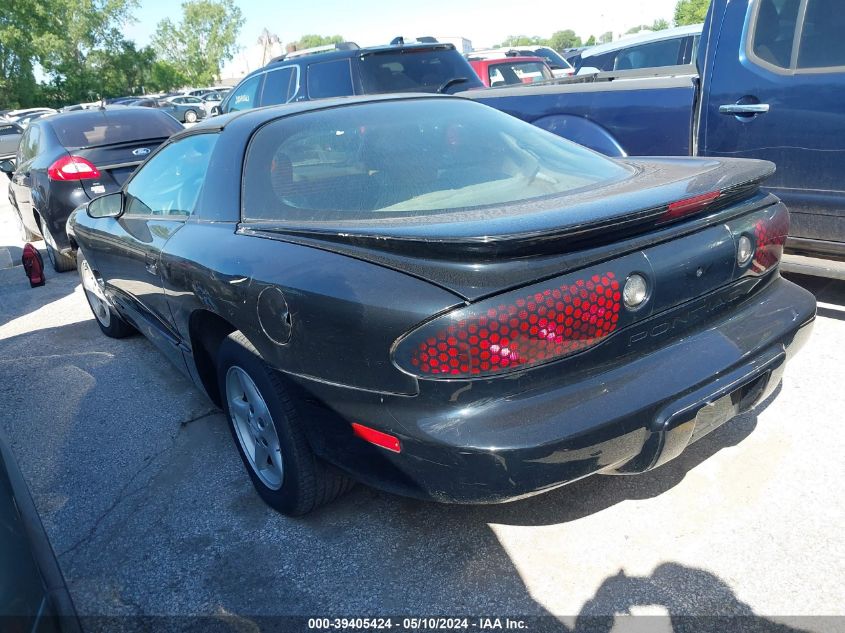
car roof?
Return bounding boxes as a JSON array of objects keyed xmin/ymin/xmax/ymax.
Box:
[
  {"xmin": 581, "ymin": 23, "xmax": 703, "ymax": 59},
  {"xmin": 581, "ymin": 24, "xmax": 704, "ymax": 60},
  {"xmin": 182, "ymin": 93, "xmax": 454, "ymax": 136},
  {"xmin": 259, "ymin": 42, "xmax": 457, "ymax": 74}
]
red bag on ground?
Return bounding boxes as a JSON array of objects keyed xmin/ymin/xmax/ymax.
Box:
[{"xmin": 21, "ymin": 243, "xmax": 45, "ymax": 288}]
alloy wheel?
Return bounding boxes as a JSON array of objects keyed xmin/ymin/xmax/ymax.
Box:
[
  {"xmin": 80, "ymin": 258, "xmax": 111, "ymax": 327},
  {"xmin": 226, "ymin": 366, "xmax": 284, "ymax": 490}
]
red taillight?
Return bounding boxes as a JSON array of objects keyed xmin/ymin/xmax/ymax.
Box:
[
  {"xmin": 395, "ymin": 271, "xmax": 623, "ymax": 379},
  {"xmin": 661, "ymin": 191, "xmax": 721, "ymax": 222},
  {"xmin": 752, "ymin": 209, "xmax": 789, "ymax": 273},
  {"xmin": 48, "ymin": 155, "xmax": 101, "ymax": 181},
  {"xmin": 351, "ymin": 423, "xmax": 401, "ymax": 453}
]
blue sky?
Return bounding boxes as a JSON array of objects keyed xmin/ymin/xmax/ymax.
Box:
[{"xmin": 127, "ymin": 0, "xmax": 681, "ymax": 52}]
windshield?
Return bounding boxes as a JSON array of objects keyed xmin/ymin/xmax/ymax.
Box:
[
  {"xmin": 243, "ymin": 98, "xmax": 630, "ymax": 224},
  {"xmin": 358, "ymin": 49, "xmax": 482, "ymax": 94}
]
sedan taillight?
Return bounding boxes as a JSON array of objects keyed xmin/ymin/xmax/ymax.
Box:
[
  {"xmin": 48, "ymin": 155, "xmax": 101, "ymax": 181},
  {"xmin": 394, "ymin": 269, "xmax": 624, "ymax": 379}
]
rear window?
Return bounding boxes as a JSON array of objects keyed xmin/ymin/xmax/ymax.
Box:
[
  {"xmin": 359, "ymin": 49, "xmax": 481, "ymax": 94},
  {"xmin": 242, "ymin": 98, "xmax": 630, "ymax": 224},
  {"xmin": 51, "ymin": 109, "xmax": 183, "ymax": 148}
]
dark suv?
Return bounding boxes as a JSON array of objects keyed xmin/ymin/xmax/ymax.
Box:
[{"xmin": 214, "ymin": 41, "xmax": 484, "ymax": 115}]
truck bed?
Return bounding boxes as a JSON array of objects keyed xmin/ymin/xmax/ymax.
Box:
[{"xmin": 462, "ymin": 66, "xmax": 698, "ymax": 158}]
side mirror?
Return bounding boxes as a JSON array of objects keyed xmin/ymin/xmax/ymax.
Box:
[
  {"xmin": 0, "ymin": 159, "xmax": 15, "ymax": 179},
  {"xmin": 576, "ymin": 67, "xmax": 600, "ymax": 76},
  {"xmin": 87, "ymin": 192, "xmax": 124, "ymax": 219}
]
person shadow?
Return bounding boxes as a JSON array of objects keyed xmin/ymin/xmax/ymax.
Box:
[{"xmin": 567, "ymin": 562, "xmax": 814, "ymax": 633}]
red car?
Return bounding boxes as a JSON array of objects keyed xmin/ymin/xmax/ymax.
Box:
[{"xmin": 469, "ymin": 56, "xmax": 554, "ymax": 87}]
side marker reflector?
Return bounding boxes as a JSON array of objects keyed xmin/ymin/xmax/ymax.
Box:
[{"xmin": 351, "ymin": 423, "xmax": 401, "ymax": 453}]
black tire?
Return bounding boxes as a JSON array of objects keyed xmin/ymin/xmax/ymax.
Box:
[
  {"xmin": 184, "ymin": 109, "xmax": 197, "ymax": 123},
  {"xmin": 41, "ymin": 218, "xmax": 76, "ymax": 272},
  {"xmin": 77, "ymin": 251, "xmax": 136, "ymax": 338},
  {"xmin": 217, "ymin": 331, "xmax": 353, "ymax": 516}
]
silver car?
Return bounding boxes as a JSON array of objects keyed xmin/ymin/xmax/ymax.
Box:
[{"xmin": 0, "ymin": 121, "xmax": 23, "ymax": 160}]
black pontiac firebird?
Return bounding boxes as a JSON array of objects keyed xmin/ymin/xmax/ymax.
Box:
[{"xmin": 67, "ymin": 94, "xmax": 816, "ymax": 515}]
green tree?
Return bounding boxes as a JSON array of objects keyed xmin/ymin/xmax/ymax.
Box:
[
  {"xmin": 148, "ymin": 60, "xmax": 188, "ymax": 92},
  {"xmin": 291, "ymin": 34, "xmax": 344, "ymax": 50},
  {"xmin": 599, "ymin": 31, "xmax": 613, "ymax": 44},
  {"xmin": 0, "ymin": 0, "xmax": 50, "ymax": 108},
  {"xmin": 626, "ymin": 19, "xmax": 671, "ymax": 35},
  {"xmin": 585, "ymin": 35, "xmax": 597, "ymax": 46},
  {"xmin": 674, "ymin": 0, "xmax": 710, "ymax": 25},
  {"xmin": 153, "ymin": 0, "xmax": 245, "ymax": 86},
  {"xmin": 500, "ymin": 35, "xmax": 544, "ymax": 48},
  {"xmin": 35, "ymin": 0, "xmax": 139, "ymax": 103},
  {"xmin": 548, "ymin": 30, "xmax": 582, "ymax": 51}
]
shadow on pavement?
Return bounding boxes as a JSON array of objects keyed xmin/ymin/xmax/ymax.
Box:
[
  {"xmin": 568, "ymin": 562, "xmax": 814, "ymax": 633},
  {"xmin": 0, "ymin": 256, "xmax": 77, "ymax": 326},
  {"xmin": 784, "ymin": 274, "xmax": 845, "ymax": 320}
]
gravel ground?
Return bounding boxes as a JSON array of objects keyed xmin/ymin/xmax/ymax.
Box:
[{"xmin": 0, "ymin": 194, "xmax": 843, "ymax": 632}]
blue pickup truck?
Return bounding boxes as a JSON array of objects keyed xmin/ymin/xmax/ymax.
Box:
[{"xmin": 467, "ymin": 0, "xmax": 845, "ymax": 272}]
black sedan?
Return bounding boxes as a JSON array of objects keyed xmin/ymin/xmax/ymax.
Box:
[
  {"xmin": 67, "ymin": 95, "xmax": 816, "ymax": 515},
  {"xmin": 0, "ymin": 106, "xmax": 183, "ymax": 271}
]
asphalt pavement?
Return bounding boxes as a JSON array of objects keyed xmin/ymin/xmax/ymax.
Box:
[{"xmin": 0, "ymin": 193, "xmax": 843, "ymax": 632}]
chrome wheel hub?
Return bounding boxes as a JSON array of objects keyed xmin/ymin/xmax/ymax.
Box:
[{"xmin": 226, "ymin": 366, "xmax": 284, "ymax": 490}]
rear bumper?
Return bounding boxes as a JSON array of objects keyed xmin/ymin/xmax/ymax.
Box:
[{"xmin": 294, "ymin": 276, "xmax": 816, "ymax": 503}]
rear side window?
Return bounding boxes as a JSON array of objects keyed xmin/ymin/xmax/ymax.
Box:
[
  {"xmin": 260, "ymin": 66, "xmax": 298, "ymax": 106},
  {"xmin": 307, "ymin": 60, "xmax": 354, "ymax": 99},
  {"xmin": 0, "ymin": 124, "xmax": 19, "ymax": 136},
  {"xmin": 581, "ymin": 52, "xmax": 614, "ymax": 71},
  {"xmin": 242, "ymin": 99, "xmax": 630, "ymax": 224},
  {"xmin": 797, "ymin": 0, "xmax": 845, "ymax": 68},
  {"xmin": 18, "ymin": 126, "xmax": 40, "ymax": 161},
  {"xmin": 613, "ymin": 38, "xmax": 683, "ymax": 70},
  {"xmin": 51, "ymin": 111, "xmax": 182, "ymax": 148},
  {"xmin": 488, "ymin": 61, "xmax": 553, "ymax": 86},
  {"xmin": 750, "ymin": 0, "xmax": 801, "ymax": 69},
  {"xmin": 124, "ymin": 134, "xmax": 217, "ymax": 217},
  {"xmin": 228, "ymin": 74, "xmax": 263, "ymax": 112}
]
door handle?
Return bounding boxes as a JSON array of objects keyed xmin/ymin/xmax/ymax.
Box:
[{"xmin": 719, "ymin": 103, "xmax": 770, "ymax": 115}]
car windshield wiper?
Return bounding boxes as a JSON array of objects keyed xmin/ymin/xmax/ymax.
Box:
[{"xmin": 437, "ymin": 77, "xmax": 469, "ymax": 93}]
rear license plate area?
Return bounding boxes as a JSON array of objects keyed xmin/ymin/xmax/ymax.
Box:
[{"xmin": 690, "ymin": 371, "xmax": 770, "ymax": 443}]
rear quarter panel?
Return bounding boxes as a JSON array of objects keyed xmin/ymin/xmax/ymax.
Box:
[{"xmin": 159, "ymin": 222, "xmax": 463, "ymax": 395}]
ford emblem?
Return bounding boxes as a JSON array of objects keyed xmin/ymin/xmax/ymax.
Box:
[{"xmin": 132, "ymin": 147, "xmax": 151, "ymax": 156}]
